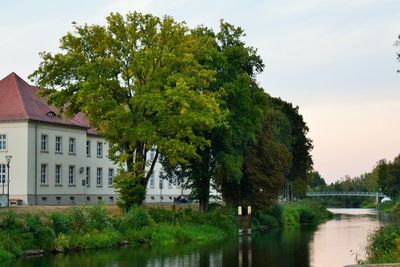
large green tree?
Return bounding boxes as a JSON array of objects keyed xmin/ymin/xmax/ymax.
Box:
[
  {"xmin": 270, "ymin": 97, "xmax": 314, "ymax": 198},
  {"xmin": 161, "ymin": 22, "xmax": 267, "ymax": 212},
  {"xmin": 222, "ymin": 105, "xmax": 292, "ymax": 211},
  {"xmin": 29, "ymin": 12, "xmax": 224, "ymax": 209}
]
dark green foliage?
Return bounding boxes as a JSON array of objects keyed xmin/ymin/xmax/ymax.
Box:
[
  {"xmin": 0, "ymin": 211, "xmax": 23, "ymax": 232},
  {"xmin": 271, "ymin": 97, "xmax": 313, "ymax": 198},
  {"xmin": 254, "ymin": 204, "xmax": 283, "ymax": 229},
  {"xmin": 49, "ymin": 211, "xmax": 71, "ymax": 236},
  {"xmin": 254, "ymin": 201, "xmax": 332, "ymax": 230},
  {"xmin": 24, "ymin": 214, "xmax": 55, "ymax": 250}
]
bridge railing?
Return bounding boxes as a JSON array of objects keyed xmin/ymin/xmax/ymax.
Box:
[{"xmin": 306, "ymin": 191, "xmax": 387, "ymax": 197}]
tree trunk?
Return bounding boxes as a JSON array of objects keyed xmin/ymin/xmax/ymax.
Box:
[{"xmin": 198, "ymin": 174, "xmax": 210, "ymax": 212}]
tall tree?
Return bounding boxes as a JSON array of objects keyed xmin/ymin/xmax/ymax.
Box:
[
  {"xmin": 271, "ymin": 97, "xmax": 314, "ymax": 197},
  {"xmin": 222, "ymin": 105, "xmax": 292, "ymax": 211},
  {"xmin": 29, "ymin": 12, "xmax": 224, "ymax": 209},
  {"xmin": 161, "ymin": 22, "xmax": 267, "ymax": 212}
]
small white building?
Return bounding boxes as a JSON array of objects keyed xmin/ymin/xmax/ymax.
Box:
[{"xmin": 0, "ymin": 73, "xmax": 189, "ymax": 205}]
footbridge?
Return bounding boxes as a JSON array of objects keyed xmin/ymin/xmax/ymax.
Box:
[
  {"xmin": 306, "ymin": 191, "xmax": 388, "ymax": 204},
  {"xmin": 306, "ymin": 191, "xmax": 387, "ymax": 198}
]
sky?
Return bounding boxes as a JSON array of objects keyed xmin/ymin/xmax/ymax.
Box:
[{"xmin": 1, "ymin": 0, "xmax": 400, "ymax": 183}]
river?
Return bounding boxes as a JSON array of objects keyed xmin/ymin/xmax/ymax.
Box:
[{"xmin": 10, "ymin": 208, "xmax": 381, "ymax": 267}]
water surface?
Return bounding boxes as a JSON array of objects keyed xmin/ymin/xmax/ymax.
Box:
[{"xmin": 11, "ymin": 208, "xmax": 380, "ymax": 267}]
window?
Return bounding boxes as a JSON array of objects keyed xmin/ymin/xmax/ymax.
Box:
[
  {"xmin": 96, "ymin": 142, "xmax": 103, "ymax": 158},
  {"xmin": 96, "ymin": 168, "xmax": 102, "ymax": 186},
  {"xmin": 55, "ymin": 164, "xmax": 62, "ymax": 185},
  {"xmin": 159, "ymin": 178, "xmax": 163, "ymax": 189},
  {"xmin": 41, "ymin": 197, "xmax": 47, "ymax": 201},
  {"xmin": 168, "ymin": 179, "xmax": 173, "ymax": 189},
  {"xmin": 149, "ymin": 173, "xmax": 155, "ymax": 188},
  {"xmin": 55, "ymin": 136, "xmax": 62, "ymax": 153},
  {"xmin": 40, "ymin": 164, "xmax": 48, "ymax": 184},
  {"xmin": 86, "ymin": 167, "xmax": 91, "ymax": 187},
  {"xmin": 0, "ymin": 135, "xmax": 6, "ymax": 150},
  {"xmin": 69, "ymin": 138, "xmax": 76, "ymax": 154},
  {"xmin": 68, "ymin": 166, "xmax": 75, "ymax": 185},
  {"xmin": 86, "ymin": 141, "xmax": 91, "ymax": 157},
  {"xmin": 0, "ymin": 164, "xmax": 5, "ymax": 184},
  {"xmin": 108, "ymin": 168, "xmax": 114, "ymax": 186},
  {"xmin": 41, "ymin": 134, "xmax": 48, "ymax": 152}
]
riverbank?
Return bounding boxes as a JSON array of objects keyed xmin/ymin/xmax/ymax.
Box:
[
  {"xmin": 253, "ymin": 200, "xmax": 334, "ymax": 230},
  {"xmin": 0, "ymin": 203, "xmax": 236, "ymax": 263},
  {"xmin": 363, "ymin": 200, "xmax": 400, "ymax": 264}
]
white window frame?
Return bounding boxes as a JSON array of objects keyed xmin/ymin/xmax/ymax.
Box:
[
  {"xmin": 0, "ymin": 134, "xmax": 6, "ymax": 151},
  {"xmin": 55, "ymin": 164, "xmax": 62, "ymax": 185},
  {"xmin": 68, "ymin": 165, "xmax": 75, "ymax": 185},
  {"xmin": 96, "ymin": 142, "xmax": 103, "ymax": 158},
  {"xmin": 96, "ymin": 168, "xmax": 103, "ymax": 187},
  {"xmin": 40, "ymin": 164, "xmax": 48, "ymax": 184},
  {"xmin": 55, "ymin": 136, "xmax": 62, "ymax": 153},
  {"xmin": 0, "ymin": 164, "xmax": 5, "ymax": 184},
  {"xmin": 41, "ymin": 134, "xmax": 48, "ymax": 152},
  {"xmin": 108, "ymin": 168, "xmax": 114, "ymax": 187},
  {"xmin": 69, "ymin": 137, "xmax": 76, "ymax": 154}
]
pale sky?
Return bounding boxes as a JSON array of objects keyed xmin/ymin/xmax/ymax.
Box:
[{"xmin": 1, "ymin": 0, "xmax": 400, "ymax": 183}]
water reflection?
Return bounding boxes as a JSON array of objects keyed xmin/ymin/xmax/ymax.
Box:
[{"xmin": 12, "ymin": 209, "xmax": 380, "ymax": 267}]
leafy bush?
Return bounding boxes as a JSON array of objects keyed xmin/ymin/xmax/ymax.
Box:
[
  {"xmin": 119, "ymin": 207, "xmax": 154, "ymax": 232},
  {"xmin": 0, "ymin": 211, "xmax": 24, "ymax": 232},
  {"xmin": 50, "ymin": 211, "xmax": 71, "ymax": 236},
  {"xmin": 25, "ymin": 214, "xmax": 55, "ymax": 250},
  {"xmin": 0, "ymin": 243, "xmax": 13, "ymax": 262},
  {"xmin": 86, "ymin": 202, "xmax": 111, "ymax": 230},
  {"xmin": 68, "ymin": 207, "xmax": 89, "ymax": 233},
  {"xmin": 147, "ymin": 208, "xmax": 175, "ymax": 224}
]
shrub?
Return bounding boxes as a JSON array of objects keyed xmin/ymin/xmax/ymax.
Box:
[
  {"xmin": 119, "ymin": 207, "xmax": 154, "ymax": 232},
  {"xmin": 0, "ymin": 211, "xmax": 24, "ymax": 232},
  {"xmin": 68, "ymin": 207, "xmax": 89, "ymax": 233},
  {"xmin": 0, "ymin": 243, "xmax": 13, "ymax": 263},
  {"xmin": 54, "ymin": 233, "xmax": 70, "ymax": 252},
  {"xmin": 50, "ymin": 212, "xmax": 71, "ymax": 236},
  {"xmin": 25, "ymin": 214, "xmax": 55, "ymax": 250},
  {"xmin": 86, "ymin": 202, "xmax": 111, "ymax": 230},
  {"xmin": 147, "ymin": 208, "xmax": 175, "ymax": 224}
]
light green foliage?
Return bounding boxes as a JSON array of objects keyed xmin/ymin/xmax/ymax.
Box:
[
  {"xmin": 119, "ymin": 206, "xmax": 154, "ymax": 231},
  {"xmin": 30, "ymin": 12, "xmax": 224, "ymax": 209}
]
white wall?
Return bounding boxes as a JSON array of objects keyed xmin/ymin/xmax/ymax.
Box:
[{"xmin": 0, "ymin": 121, "xmax": 29, "ymax": 202}]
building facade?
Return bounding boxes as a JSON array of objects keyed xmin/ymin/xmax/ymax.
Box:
[{"xmin": 0, "ymin": 73, "xmax": 189, "ymax": 205}]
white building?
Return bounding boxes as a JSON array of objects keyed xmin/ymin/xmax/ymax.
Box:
[{"xmin": 0, "ymin": 73, "xmax": 189, "ymax": 205}]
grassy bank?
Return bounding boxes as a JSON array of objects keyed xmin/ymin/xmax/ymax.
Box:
[
  {"xmin": 364, "ymin": 200, "xmax": 400, "ymax": 264},
  {"xmin": 253, "ymin": 200, "xmax": 333, "ymax": 230},
  {"xmin": 0, "ymin": 203, "xmax": 236, "ymax": 263}
]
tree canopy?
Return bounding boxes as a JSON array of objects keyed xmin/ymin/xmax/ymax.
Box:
[{"xmin": 30, "ymin": 12, "xmax": 224, "ymax": 209}]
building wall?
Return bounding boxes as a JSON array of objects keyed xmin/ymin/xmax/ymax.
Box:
[
  {"xmin": 26, "ymin": 122, "xmax": 117, "ymax": 205},
  {"xmin": 0, "ymin": 121, "xmax": 29, "ymax": 203},
  {"xmin": 1, "ymin": 121, "xmax": 214, "ymax": 206}
]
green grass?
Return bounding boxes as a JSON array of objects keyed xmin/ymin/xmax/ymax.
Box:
[{"xmin": 0, "ymin": 203, "xmax": 236, "ymax": 263}]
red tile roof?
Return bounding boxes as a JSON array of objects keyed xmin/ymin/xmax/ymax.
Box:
[{"xmin": 0, "ymin": 72, "xmax": 93, "ymax": 131}]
